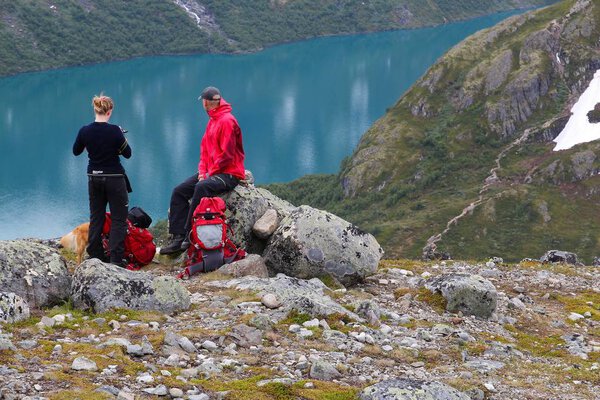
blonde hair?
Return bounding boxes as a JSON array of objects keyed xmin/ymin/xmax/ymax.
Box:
[{"xmin": 92, "ymin": 94, "xmax": 114, "ymax": 115}]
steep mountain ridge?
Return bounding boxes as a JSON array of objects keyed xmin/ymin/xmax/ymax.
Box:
[
  {"xmin": 0, "ymin": 0, "xmax": 555, "ymax": 76},
  {"xmin": 268, "ymin": 0, "xmax": 600, "ymax": 262}
]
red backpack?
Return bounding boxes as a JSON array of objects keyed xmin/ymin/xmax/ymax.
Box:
[
  {"xmin": 177, "ymin": 197, "xmax": 246, "ymax": 279},
  {"xmin": 102, "ymin": 213, "xmax": 157, "ymax": 271}
]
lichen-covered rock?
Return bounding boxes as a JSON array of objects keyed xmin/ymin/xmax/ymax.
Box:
[
  {"xmin": 0, "ymin": 240, "xmax": 70, "ymax": 308},
  {"xmin": 222, "ymin": 185, "xmax": 295, "ymax": 254},
  {"xmin": 207, "ymin": 273, "xmax": 360, "ymax": 320},
  {"xmin": 263, "ymin": 206, "xmax": 383, "ymax": 287},
  {"xmin": 71, "ymin": 259, "xmax": 190, "ymax": 314},
  {"xmin": 0, "ymin": 292, "xmax": 30, "ymax": 323},
  {"xmin": 425, "ymin": 274, "xmax": 497, "ymax": 319},
  {"xmin": 540, "ymin": 250, "xmax": 579, "ymax": 265},
  {"xmin": 360, "ymin": 379, "xmax": 470, "ymax": 400}
]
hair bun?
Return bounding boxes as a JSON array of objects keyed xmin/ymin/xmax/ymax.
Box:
[{"xmin": 92, "ymin": 94, "xmax": 114, "ymax": 115}]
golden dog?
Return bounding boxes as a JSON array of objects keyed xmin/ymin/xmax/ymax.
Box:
[{"xmin": 59, "ymin": 222, "xmax": 90, "ymax": 264}]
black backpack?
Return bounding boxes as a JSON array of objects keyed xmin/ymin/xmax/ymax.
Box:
[{"xmin": 128, "ymin": 206, "xmax": 152, "ymax": 229}]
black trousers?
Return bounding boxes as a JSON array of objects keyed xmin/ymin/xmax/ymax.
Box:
[
  {"xmin": 168, "ymin": 173, "xmax": 239, "ymax": 235},
  {"xmin": 87, "ymin": 175, "xmax": 129, "ymax": 264}
]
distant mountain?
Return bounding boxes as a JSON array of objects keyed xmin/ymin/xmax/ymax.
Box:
[
  {"xmin": 267, "ymin": 0, "xmax": 600, "ymax": 262},
  {"xmin": 0, "ymin": 0, "xmax": 556, "ymax": 76}
]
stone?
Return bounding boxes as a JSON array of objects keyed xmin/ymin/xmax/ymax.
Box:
[
  {"xmin": 223, "ymin": 185, "xmax": 296, "ymax": 254},
  {"xmin": 40, "ymin": 316, "xmax": 56, "ymax": 328},
  {"xmin": 425, "ymin": 273, "xmax": 497, "ymax": 319},
  {"xmin": 0, "ymin": 240, "xmax": 71, "ymax": 308},
  {"xmin": 143, "ymin": 385, "xmax": 168, "ymax": 396},
  {"xmin": 263, "ymin": 206, "xmax": 383, "ymax": 287},
  {"xmin": 540, "ymin": 250, "xmax": 579, "ymax": 265},
  {"xmin": 360, "ymin": 379, "xmax": 470, "ymax": 400},
  {"xmin": 218, "ymin": 254, "xmax": 269, "ymax": 278},
  {"xmin": 252, "ymin": 209, "xmax": 280, "ymax": 239},
  {"xmin": 188, "ymin": 394, "xmax": 210, "ymax": 400},
  {"xmin": 508, "ymin": 297, "xmax": 526, "ymax": 310},
  {"xmin": 261, "ymin": 293, "xmax": 281, "ymax": 309},
  {"xmin": 0, "ymin": 336, "xmax": 16, "ymax": 351},
  {"xmin": 356, "ymin": 300, "xmax": 381, "ymax": 326},
  {"xmin": 201, "ymin": 340, "xmax": 218, "ymax": 351},
  {"xmin": 309, "ymin": 359, "xmax": 342, "ymax": 381},
  {"xmin": 70, "ymin": 259, "xmax": 190, "ymax": 314},
  {"xmin": 178, "ymin": 336, "xmax": 197, "ymax": 353},
  {"xmin": 249, "ymin": 314, "xmax": 273, "ymax": 331},
  {"xmin": 17, "ymin": 340, "xmax": 38, "ymax": 350},
  {"xmin": 136, "ymin": 373, "xmax": 154, "ymax": 384},
  {"xmin": 169, "ymin": 388, "xmax": 184, "ymax": 398},
  {"xmin": 569, "ymin": 312, "xmax": 585, "ymax": 322},
  {"xmin": 228, "ymin": 324, "xmax": 262, "ymax": 348},
  {"xmin": 71, "ymin": 357, "xmax": 98, "ymax": 371},
  {"xmin": 0, "ymin": 292, "xmax": 30, "ymax": 323},
  {"xmin": 117, "ymin": 391, "xmax": 136, "ymax": 400}
]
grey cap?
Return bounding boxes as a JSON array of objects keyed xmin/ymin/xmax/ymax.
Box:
[{"xmin": 199, "ymin": 86, "xmax": 221, "ymax": 101}]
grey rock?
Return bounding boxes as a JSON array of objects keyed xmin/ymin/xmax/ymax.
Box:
[
  {"xmin": 218, "ymin": 254, "xmax": 269, "ymax": 278},
  {"xmin": 40, "ymin": 316, "xmax": 55, "ymax": 328},
  {"xmin": 117, "ymin": 391, "xmax": 136, "ymax": 400},
  {"xmin": 178, "ymin": 336, "xmax": 197, "ymax": 353},
  {"xmin": 188, "ymin": 395, "xmax": 210, "ymax": 400},
  {"xmin": 425, "ymin": 274, "xmax": 497, "ymax": 319},
  {"xmin": 71, "ymin": 356, "xmax": 98, "ymax": 371},
  {"xmin": 169, "ymin": 388, "xmax": 184, "ymax": 398},
  {"xmin": 208, "ymin": 274, "xmax": 360, "ymax": 320},
  {"xmin": 0, "ymin": 292, "xmax": 30, "ymax": 323},
  {"xmin": 540, "ymin": 250, "xmax": 579, "ymax": 265},
  {"xmin": 356, "ymin": 300, "xmax": 382, "ymax": 326},
  {"xmin": 261, "ymin": 293, "xmax": 281, "ymax": 309},
  {"xmin": 143, "ymin": 385, "xmax": 168, "ymax": 396},
  {"xmin": 223, "ymin": 185, "xmax": 295, "ymax": 254},
  {"xmin": 228, "ymin": 324, "xmax": 262, "ymax": 348},
  {"xmin": 0, "ymin": 240, "xmax": 71, "ymax": 308},
  {"xmin": 253, "ymin": 209, "xmax": 280, "ymax": 239},
  {"xmin": 0, "ymin": 336, "xmax": 16, "ymax": 351},
  {"xmin": 201, "ymin": 340, "xmax": 218, "ymax": 351},
  {"xmin": 360, "ymin": 379, "xmax": 470, "ymax": 400},
  {"xmin": 95, "ymin": 385, "xmax": 120, "ymax": 396},
  {"xmin": 508, "ymin": 297, "xmax": 526, "ymax": 310},
  {"xmin": 264, "ymin": 206, "xmax": 383, "ymax": 287},
  {"xmin": 17, "ymin": 340, "xmax": 38, "ymax": 350},
  {"xmin": 464, "ymin": 358, "xmax": 506, "ymax": 373},
  {"xmin": 70, "ymin": 259, "xmax": 190, "ymax": 314},
  {"xmin": 309, "ymin": 359, "xmax": 342, "ymax": 381},
  {"xmin": 249, "ymin": 314, "xmax": 273, "ymax": 331}
]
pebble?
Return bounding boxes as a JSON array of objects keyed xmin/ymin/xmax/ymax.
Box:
[
  {"xmin": 169, "ymin": 388, "xmax": 184, "ymax": 397},
  {"xmin": 202, "ymin": 340, "xmax": 218, "ymax": 351},
  {"xmin": 136, "ymin": 373, "xmax": 154, "ymax": 384},
  {"xmin": 303, "ymin": 319, "xmax": 320, "ymax": 328},
  {"xmin": 568, "ymin": 313, "xmax": 585, "ymax": 321}
]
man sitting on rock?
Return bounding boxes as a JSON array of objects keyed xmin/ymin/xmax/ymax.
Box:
[{"xmin": 160, "ymin": 86, "xmax": 246, "ymax": 255}]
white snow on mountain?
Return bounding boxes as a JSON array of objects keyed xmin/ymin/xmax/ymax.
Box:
[{"xmin": 553, "ymin": 69, "xmax": 600, "ymax": 151}]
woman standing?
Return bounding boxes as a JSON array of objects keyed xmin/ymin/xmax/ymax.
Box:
[{"xmin": 73, "ymin": 94, "xmax": 131, "ymax": 267}]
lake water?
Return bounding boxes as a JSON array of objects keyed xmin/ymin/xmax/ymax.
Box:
[{"xmin": 0, "ymin": 11, "xmax": 523, "ymax": 239}]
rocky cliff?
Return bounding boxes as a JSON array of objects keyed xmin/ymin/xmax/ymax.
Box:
[{"xmin": 272, "ymin": 0, "xmax": 600, "ymax": 262}]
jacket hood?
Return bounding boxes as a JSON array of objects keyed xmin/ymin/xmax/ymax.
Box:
[{"xmin": 208, "ymin": 99, "xmax": 232, "ymax": 119}]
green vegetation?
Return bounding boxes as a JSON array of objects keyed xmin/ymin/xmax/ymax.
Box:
[
  {"xmin": 0, "ymin": 0, "xmax": 556, "ymax": 76},
  {"xmin": 268, "ymin": 0, "xmax": 600, "ymax": 262}
]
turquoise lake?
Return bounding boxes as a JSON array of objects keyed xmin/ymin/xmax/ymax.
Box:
[{"xmin": 0, "ymin": 11, "xmax": 523, "ymax": 239}]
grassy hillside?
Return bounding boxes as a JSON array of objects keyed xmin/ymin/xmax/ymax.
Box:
[
  {"xmin": 0, "ymin": 0, "xmax": 556, "ymax": 76},
  {"xmin": 267, "ymin": 0, "xmax": 600, "ymax": 263}
]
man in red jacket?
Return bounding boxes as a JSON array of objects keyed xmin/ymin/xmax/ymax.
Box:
[{"xmin": 160, "ymin": 86, "xmax": 245, "ymax": 254}]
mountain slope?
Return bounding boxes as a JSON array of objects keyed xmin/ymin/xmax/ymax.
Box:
[
  {"xmin": 0, "ymin": 0, "xmax": 556, "ymax": 76},
  {"xmin": 268, "ymin": 0, "xmax": 600, "ymax": 262}
]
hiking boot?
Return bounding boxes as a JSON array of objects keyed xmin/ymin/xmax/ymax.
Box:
[
  {"xmin": 180, "ymin": 236, "xmax": 191, "ymax": 251},
  {"xmin": 159, "ymin": 234, "xmax": 185, "ymax": 255}
]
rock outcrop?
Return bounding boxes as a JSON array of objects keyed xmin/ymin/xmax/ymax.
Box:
[
  {"xmin": 263, "ymin": 206, "xmax": 383, "ymax": 287},
  {"xmin": 540, "ymin": 250, "xmax": 580, "ymax": 265},
  {"xmin": 0, "ymin": 240, "xmax": 70, "ymax": 308},
  {"xmin": 71, "ymin": 259, "xmax": 190, "ymax": 313}
]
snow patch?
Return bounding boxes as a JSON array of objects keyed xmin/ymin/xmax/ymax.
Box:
[{"xmin": 553, "ymin": 69, "xmax": 600, "ymax": 151}]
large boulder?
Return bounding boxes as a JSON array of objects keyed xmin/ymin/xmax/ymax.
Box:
[
  {"xmin": 263, "ymin": 206, "xmax": 383, "ymax": 287},
  {"xmin": 425, "ymin": 273, "xmax": 497, "ymax": 319},
  {"xmin": 222, "ymin": 185, "xmax": 295, "ymax": 254},
  {"xmin": 360, "ymin": 379, "xmax": 470, "ymax": 400},
  {"xmin": 71, "ymin": 259, "xmax": 190, "ymax": 314},
  {"xmin": 0, "ymin": 240, "xmax": 70, "ymax": 308},
  {"xmin": 0, "ymin": 292, "xmax": 30, "ymax": 323}
]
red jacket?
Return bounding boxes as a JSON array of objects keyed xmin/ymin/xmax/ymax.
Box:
[{"xmin": 198, "ymin": 99, "xmax": 245, "ymax": 180}]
